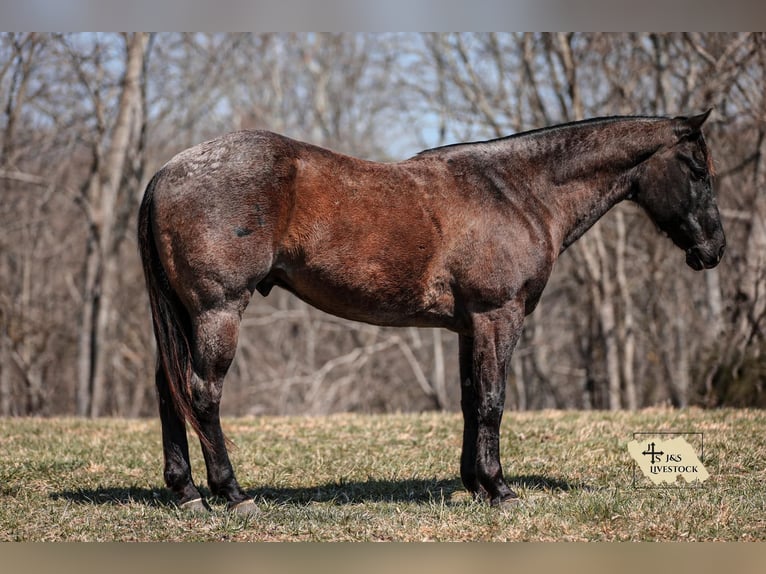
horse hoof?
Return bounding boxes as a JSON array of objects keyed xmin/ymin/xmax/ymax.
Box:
[
  {"xmin": 229, "ymin": 499, "xmax": 259, "ymax": 517},
  {"xmin": 179, "ymin": 497, "xmax": 210, "ymax": 513},
  {"xmin": 491, "ymin": 493, "xmax": 520, "ymax": 508}
]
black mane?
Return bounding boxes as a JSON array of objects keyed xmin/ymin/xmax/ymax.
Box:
[{"xmin": 414, "ymin": 115, "xmax": 665, "ymax": 158}]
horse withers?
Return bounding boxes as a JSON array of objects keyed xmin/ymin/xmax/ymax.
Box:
[{"xmin": 138, "ymin": 111, "xmax": 724, "ymax": 513}]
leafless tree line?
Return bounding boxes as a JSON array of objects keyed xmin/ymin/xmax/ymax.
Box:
[{"xmin": 1, "ymin": 33, "xmax": 764, "ymax": 418}]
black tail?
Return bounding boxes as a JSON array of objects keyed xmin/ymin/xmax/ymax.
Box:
[{"xmin": 138, "ymin": 172, "xmax": 211, "ymax": 449}]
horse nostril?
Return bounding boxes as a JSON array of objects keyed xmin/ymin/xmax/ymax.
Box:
[{"xmin": 718, "ymin": 243, "xmax": 726, "ymax": 261}]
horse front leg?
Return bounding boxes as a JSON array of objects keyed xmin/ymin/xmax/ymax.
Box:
[
  {"xmin": 464, "ymin": 302, "xmax": 524, "ymax": 506},
  {"xmin": 458, "ymin": 334, "xmax": 485, "ymax": 500}
]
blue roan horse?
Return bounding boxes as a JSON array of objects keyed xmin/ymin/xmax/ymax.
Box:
[{"xmin": 138, "ymin": 111, "xmax": 724, "ymax": 513}]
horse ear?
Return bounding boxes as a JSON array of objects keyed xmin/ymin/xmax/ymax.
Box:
[{"xmin": 674, "ymin": 108, "xmax": 712, "ymax": 140}]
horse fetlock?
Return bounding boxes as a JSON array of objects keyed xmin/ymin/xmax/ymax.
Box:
[
  {"xmin": 460, "ymin": 467, "xmax": 480, "ymax": 492},
  {"xmin": 164, "ymin": 462, "xmax": 192, "ymax": 486},
  {"xmin": 207, "ymin": 474, "xmax": 242, "ymax": 500}
]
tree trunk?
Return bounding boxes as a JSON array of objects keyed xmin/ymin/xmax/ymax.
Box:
[
  {"xmin": 0, "ymin": 327, "xmax": 10, "ymax": 415},
  {"xmin": 76, "ymin": 226, "xmax": 98, "ymax": 416},
  {"xmin": 76, "ymin": 33, "xmax": 148, "ymax": 417},
  {"xmin": 577, "ymin": 224, "xmax": 623, "ymax": 410},
  {"xmin": 615, "ymin": 210, "xmax": 637, "ymax": 410},
  {"xmin": 672, "ymin": 277, "xmax": 691, "ymax": 407},
  {"xmin": 511, "ymin": 354, "xmax": 527, "ymax": 411},
  {"xmin": 737, "ymin": 127, "xmax": 766, "ymax": 349},
  {"xmin": 600, "ymin": 277, "xmax": 622, "ymax": 411},
  {"xmin": 431, "ymin": 328, "xmax": 447, "ymax": 410}
]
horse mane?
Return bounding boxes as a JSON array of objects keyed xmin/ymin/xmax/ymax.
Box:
[
  {"xmin": 699, "ymin": 135, "xmax": 717, "ymax": 178},
  {"xmin": 414, "ymin": 115, "xmax": 665, "ymax": 158}
]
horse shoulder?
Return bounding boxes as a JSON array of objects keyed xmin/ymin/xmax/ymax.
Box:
[{"xmin": 433, "ymin": 172, "xmax": 558, "ymax": 315}]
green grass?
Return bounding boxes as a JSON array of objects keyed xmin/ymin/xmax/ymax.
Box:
[{"xmin": 0, "ymin": 409, "xmax": 764, "ymax": 541}]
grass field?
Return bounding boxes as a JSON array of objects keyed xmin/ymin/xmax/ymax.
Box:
[{"xmin": 0, "ymin": 408, "xmax": 764, "ymax": 541}]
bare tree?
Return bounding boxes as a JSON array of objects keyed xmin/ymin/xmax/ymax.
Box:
[
  {"xmin": 1, "ymin": 33, "xmax": 765, "ymax": 417},
  {"xmin": 67, "ymin": 33, "xmax": 148, "ymax": 416},
  {"xmin": 0, "ymin": 33, "xmax": 85, "ymax": 415}
]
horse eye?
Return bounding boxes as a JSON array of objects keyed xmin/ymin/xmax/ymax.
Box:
[
  {"xmin": 689, "ymin": 168, "xmax": 706, "ymax": 181},
  {"xmin": 680, "ymin": 155, "xmax": 706, "ymax": 180},
  {"xmin": 692, "ymin": 166, "xmax": 708, "ymax": 181}
]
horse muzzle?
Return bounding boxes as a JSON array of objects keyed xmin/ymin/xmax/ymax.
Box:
[{"xmin": 685, "ymin": 240, "xmax": 725, "ymax": 270}]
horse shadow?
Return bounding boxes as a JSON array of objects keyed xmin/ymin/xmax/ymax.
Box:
[
  {"xmin": 247, "ymin": 474, "xmax": 588, "ymax": 505},
  {"xmin": 50, "ymin": 475, "xmax": 588, "ymax": 509}
]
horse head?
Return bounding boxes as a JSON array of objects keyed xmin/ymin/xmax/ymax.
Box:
[{"xmin": 633, "ymin": 109, "xmax": 726, "ymax": 270}]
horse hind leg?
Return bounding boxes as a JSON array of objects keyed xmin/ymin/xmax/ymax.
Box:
[
  {"xmin": 188, "ymin": 296, "xmax": 257, "ymax": 515},
  {"xmin": 156, "ymin": 366, "xmax": 208, "ymax": 512}
]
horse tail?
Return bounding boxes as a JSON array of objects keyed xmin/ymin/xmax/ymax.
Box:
[{"xmin": 138, "ymin": 172, "xmax": 210, "ymax": 450}]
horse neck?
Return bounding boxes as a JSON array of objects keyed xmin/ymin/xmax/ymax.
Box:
[{"xmin": 493, "ymin": 118, "xmax": 672, "ymax": 251}]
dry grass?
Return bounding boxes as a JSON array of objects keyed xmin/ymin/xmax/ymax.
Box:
[{"xmin": 0, "ymin": 408, "xmax": 764, "ymax": 541}]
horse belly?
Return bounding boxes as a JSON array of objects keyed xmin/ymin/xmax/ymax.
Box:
[{"xmin": 267, "ymin": 256, "xmax": 454, "ymax": 329}]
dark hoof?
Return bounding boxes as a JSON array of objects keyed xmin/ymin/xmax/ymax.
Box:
[
  {"xmin": 491, "ymin": 492, "xmax": 520, "ymax": 508},
  {"xmin": 178, "ymin": 497, "xmax": 210, "ymax": 513},
  {"xmin": 229, "ymin": 499, "xmax": 259, "ymax": 517}
]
